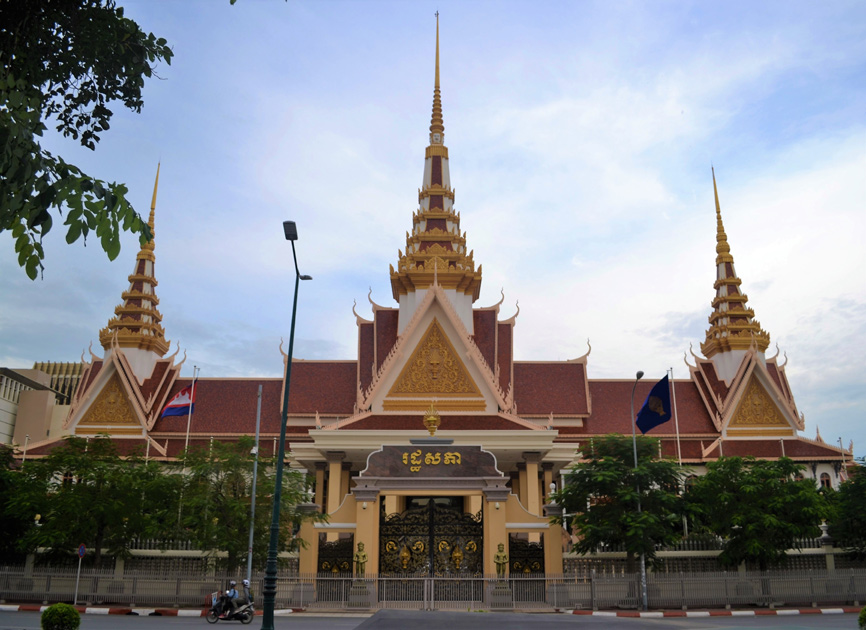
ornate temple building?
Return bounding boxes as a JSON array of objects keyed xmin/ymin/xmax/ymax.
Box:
[{"xmin": 11, "ymin": 20, "xmax": 853, "ymax": 577}]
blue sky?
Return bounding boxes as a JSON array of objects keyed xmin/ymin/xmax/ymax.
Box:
[{"xmin": 1, "ymin": 0, "xmax": 864, "ymax": 457}]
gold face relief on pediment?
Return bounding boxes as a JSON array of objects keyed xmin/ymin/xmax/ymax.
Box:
[
  {"xmin": 387, "ymin": 318, "xmax": 482, "ymax": 397},
  {"xmin": 79, "ymin": 373, "xmax": 140, "ymax": 428},
  {"xmin": 729, "ymin": 377, "xmax": 788, "ymax": 428}
]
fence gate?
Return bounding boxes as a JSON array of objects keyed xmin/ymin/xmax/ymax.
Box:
[{"xmin": 380, "ymin": 497, "xmax": 483, "ymax": 577}]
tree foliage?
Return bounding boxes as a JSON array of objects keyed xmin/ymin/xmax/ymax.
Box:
[
  {"xmin": 686, "ymin": 456, "xmax": 829, "ymax": 570},
  {"xmin": 6, "ymin": 436, "xmax": 181, "ymax": 567},
  {"xmin": 550, "ymin": 434, "xmax": 689, "ymax": 571},
  {"xmin": 180, "ymin": 436, "xmax": 317, "ymax": 571},
  {"xmin": 0, "ymin": 0, "xmax": 172, "ymax": 278},
  {"xmin": 830, "ymin": 457, "xmax": 866, "ymax": 559}
]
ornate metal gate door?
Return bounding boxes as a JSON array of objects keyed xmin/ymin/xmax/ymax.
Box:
[{"xmin": 380, "ymin": 498, "xmax": 483, "ymax": 575}]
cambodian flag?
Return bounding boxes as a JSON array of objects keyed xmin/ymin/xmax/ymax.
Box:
[{"xmin": 162, "ymin": 384, "xmax": 196, "ymax": 417}]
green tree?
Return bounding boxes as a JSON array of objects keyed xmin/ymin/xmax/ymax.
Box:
[
  {"xmin": 550, "ymin": 434, "xmax": 689, "ymax": 572},
  {"xmin": 7, "ymin": 436, "xmax": 180, "ymax": 567},
  {"xmin": 0, "ymin": 0, "xmax": 172, "ymax": 278},
  {"xmin": 686, "ymin": 456, "xmax": 829, "ymax": 570},
  {"xmin": 0, "ymin": 445, "xmax": 32, "ymax": 563},
  {"xmin": 831, "ymin": 457, "xmax": 866, "ymax": 559},
  {"xmin": 180, "ymin": 436, "xmax": 317, "ymax": 571}
]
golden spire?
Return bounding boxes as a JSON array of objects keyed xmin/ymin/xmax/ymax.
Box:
[
  {"xmin": 701, "ymin": 168, "xmax": 769, "ymax": 358},
  {"xmin": 429, "ymin": 12, "xmax": 444, "ymax": 143},
  {"xmin": 389, "ymin": 16, "xmax": 483, "ymax": 303},
  {"xmin": 99, "ymin": 163, "xmax": 169, "ymax": 355},
  {"xmin": 142, "ymin": 162, "xmax": 159, "ymax": 256}
]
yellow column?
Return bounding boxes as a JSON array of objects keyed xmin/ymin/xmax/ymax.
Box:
[
  {"xmin": 340, "ymin": 462, "xmax": 352, "ymax": 502},
  {"xmin": 298, "ymin": 519, "xmax": 319, "ymax": 575},
  {"xmin": 325, "ymin": 451, "xmax": 345, "ymax": 514},
  {"xmin": 523, "ymin": 452, "xmax": 541, "ymax": 516},
  {"xmin": 325, "ymin": 451, "xmax": 345, "ymax": 543},
  {"xmin": 483, "ymin": 493, "xmax": 508, "ymax": 576},
  {"xmin": 543, "ymin": 524, "xmax": 563, "ymax": 575},
  {"xmin": 314, "ymin": 462, "xmax": 326, "ymax": 513},
  {"xmin": 354, "ymin": 492, "xmax": 380, "ymax": 575},
  {"xmin": 517, "ymin": 463, "xmax": 527, "ymax": 509},
  {"xmin": 542, "ymin": 462, "xmax": 554, "ymax": 502}
]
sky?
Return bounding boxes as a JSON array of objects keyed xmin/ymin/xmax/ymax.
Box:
[{"xmin": 1, "ymin": 1, "xmax": 864, "ymax": 457}]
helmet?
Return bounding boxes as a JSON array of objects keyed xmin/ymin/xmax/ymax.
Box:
[
  {"xmin": 230, "ymin": 580, "xmax": 237, "ymax": 586},
  {"xmin": 242, "ymin": 579, "xmax": 250, "ymax": 587}
]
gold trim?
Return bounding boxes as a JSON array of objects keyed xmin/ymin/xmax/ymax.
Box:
[
  {"xmin": 727, "ymin": 428, "xmax": 795, "ymax": 436},
  {"xmin": 75, "ymin": 427, "xmax": 144, "ymax": 435},
  {"xmin": 383, "ymin": 398, "xmax": 487, "ymax": 411},
  {"xmin": 387, "ymin": 318, "xmax": 482, "ymax": 397}
]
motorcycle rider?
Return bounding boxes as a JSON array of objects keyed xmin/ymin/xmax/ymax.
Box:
[
  {"xmin": 235, "ymin": 579, "xmax": 253, "ymax": 611},
  {"xmin": 219, "ymin": 580, "xmax": 239, "ymax": 618}
]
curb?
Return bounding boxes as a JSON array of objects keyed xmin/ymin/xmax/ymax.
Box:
[
  {"xmin": 0, "ymin": 604, "xmax": 301, "ymax": 616},
  {"xmin": 569, "ymin": 606, "xmax": 862, "ymax": 617}
]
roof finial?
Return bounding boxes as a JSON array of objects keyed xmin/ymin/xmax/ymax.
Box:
[
  {"xmin": 143, "ymin": 162, "xmax": 160, "ymax": 254},
  {"xmin": 429, "ymin": 13, "xmax": 444, "ymax": 143},
  {"xmin": 712, "ymin": 166, "xmax": 732, "ymax": 263}
]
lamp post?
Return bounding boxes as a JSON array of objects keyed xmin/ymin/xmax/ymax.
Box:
[
  {"xmin": 261, "ymin": 221, "xmax": 312, "ymax": 630},
  {"xmin": 630, "ymin": 370, "xmax": 648, "ymax": 612}
]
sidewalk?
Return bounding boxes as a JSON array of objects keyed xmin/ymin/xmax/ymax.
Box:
[{"xmin": 0, "ymin": 603, "xmax": 861, "ymax": 618}]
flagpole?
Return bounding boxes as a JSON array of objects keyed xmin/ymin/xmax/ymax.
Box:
[
  {"xmin": 630, "ymin": 370, "xmax": 648, "ymax": 612},
  {"xmin": 179, "ymin": 365, "xmax": 199, "ymax": 527},
  {"xmin": 184, "ymin": 365, "xmax": 199, "ymax": 457},
  {"xmin": 669, "ymin": 367, "xmax": 682, "ymax": 466}
]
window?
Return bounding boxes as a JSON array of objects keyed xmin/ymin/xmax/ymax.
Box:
[{"xmin": 819, "ymin": 472, "xmax": 832, "ymax": 489}]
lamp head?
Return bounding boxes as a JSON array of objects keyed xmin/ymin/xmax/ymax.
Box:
[
  {"xmin": 636, "ymin": 370, "xmax": 644, "ymax": 380},
  {"xmin": 299, "ymin": 274, "xmax": 313, "ymax": 281},
  {"xmin": 283, "ymin": 221, "xmax": 298, "ymax": 241}
]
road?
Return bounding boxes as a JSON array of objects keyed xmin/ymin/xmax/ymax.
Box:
[{"xmin": 0, "ymin": 610, "xmax": 860, "ymax": 630}]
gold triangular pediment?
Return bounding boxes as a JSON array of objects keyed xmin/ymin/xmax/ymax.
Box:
[
  {"xmin": 77, "ymin": 372, "xmax": 141, "ymax": 430},
  {"xmin": 729, "ymin": 376, "xmax": 789, "ymax": 429},
  {"xmin": 387, "ymin": 318, "xmax": 482, "ymax": 398}
]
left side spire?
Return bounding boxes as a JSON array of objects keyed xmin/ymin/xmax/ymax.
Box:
[{"xmin": 99, "ymin": 164, "xmax": 170, "ymax": 355}]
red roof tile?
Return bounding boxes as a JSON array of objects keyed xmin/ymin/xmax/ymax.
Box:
[
  {"xmin": 556, "ymin": 380, "xmax": 716, "ymax": 435},
  {"xmin": 497, "ymin": 323, "xmax": 512, "ymax": 395},
  {"xmin": 472, "ymin": 310, "xmax": 496, "ymax": 371},
  {"xmin": 359, "ymin": 323, "xmax": 374, "ymax": 394},
  {"xmin": 375, "ymin": 310, "xmax": 398, "ymax": 371},
  {"xmin": 513, "ymin": 362, "xmax": 588, "ymax": 415}
]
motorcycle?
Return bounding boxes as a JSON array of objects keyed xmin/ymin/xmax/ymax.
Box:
[{"xmin": 206, "ymin": 590, "xmax": 255, "ymax": 624}]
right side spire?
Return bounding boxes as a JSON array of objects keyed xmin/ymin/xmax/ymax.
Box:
[{"xmin": 701, "ymin": 168, "xmax": 770, "ymax": 358}]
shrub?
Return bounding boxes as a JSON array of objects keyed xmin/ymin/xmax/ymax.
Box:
[
  {"xmin": 41, "ymin": 603, "xmax": 80, "ymax": 630},
  {"xmin": 859, "ymin": 605, "xmax": 866, "ymax": 630}
]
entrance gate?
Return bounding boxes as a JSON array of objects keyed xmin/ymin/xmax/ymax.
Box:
[{"xmin": 379, "ymin": 497, "xmax": 483, "ymax": 575}]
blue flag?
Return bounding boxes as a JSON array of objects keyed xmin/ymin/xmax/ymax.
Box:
[{"xmin": 635, "ymin": 375, "xmax": 672, "ymax": 434}]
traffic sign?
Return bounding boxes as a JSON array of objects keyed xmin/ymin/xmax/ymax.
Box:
[{"xmin": 78, "ymin": 544, "xmax": 86, "ymax": 558}]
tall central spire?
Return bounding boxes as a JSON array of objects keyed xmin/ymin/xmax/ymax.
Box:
[
  {"xmin": 701, "ymin": 168, "xmax": 770, "ymax": 361},
  {"xmin": 390, "ymin": 16, "xmax": 482, "ymax": 332},
  {"xmin": 430, "ymin": 13, "xmax": 444, "ymax": 144},
  {"xmin": 99, "ymin": 164, "xmax": 169, "ymax": 356}
]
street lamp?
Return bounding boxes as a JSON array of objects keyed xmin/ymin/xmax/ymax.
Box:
[
  {"xmin": 261, "ymin": 221, "xmax": 312, "ymax": 630},
  {"xmin": 629, "ymin": 370, "xmax": 648, "ymax": 611}
]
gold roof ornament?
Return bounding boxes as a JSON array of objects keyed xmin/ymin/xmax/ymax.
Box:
[
  {"xmin": 98, "ymin": 163, "xmax": 170, "ymax": 356},
  {"xmin": 423, "ymin": 401, "xmax": 441, "ymax": 436},
  {"xmin": 700, "ymin": 168, "xmax": 770, "ymax": 358},
  {"xmin": 389, "ymin": 14, "xmax": 483, "ymax": 301}
]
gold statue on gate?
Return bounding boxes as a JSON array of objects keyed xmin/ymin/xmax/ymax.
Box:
[
  {"xmin": 400, "ymin": 545, "xmax": 411, "ymax": 569},
  {"xmin": 451, "ymin": 544, "xmax": 464, "ymax": 570},
  {"xmin": 353, "ymin": 542, "xmax": 368, "ymax": 576},
  {"xmin": 494, "ymin": 543, "xmax": 508, "ymax": 579}
]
